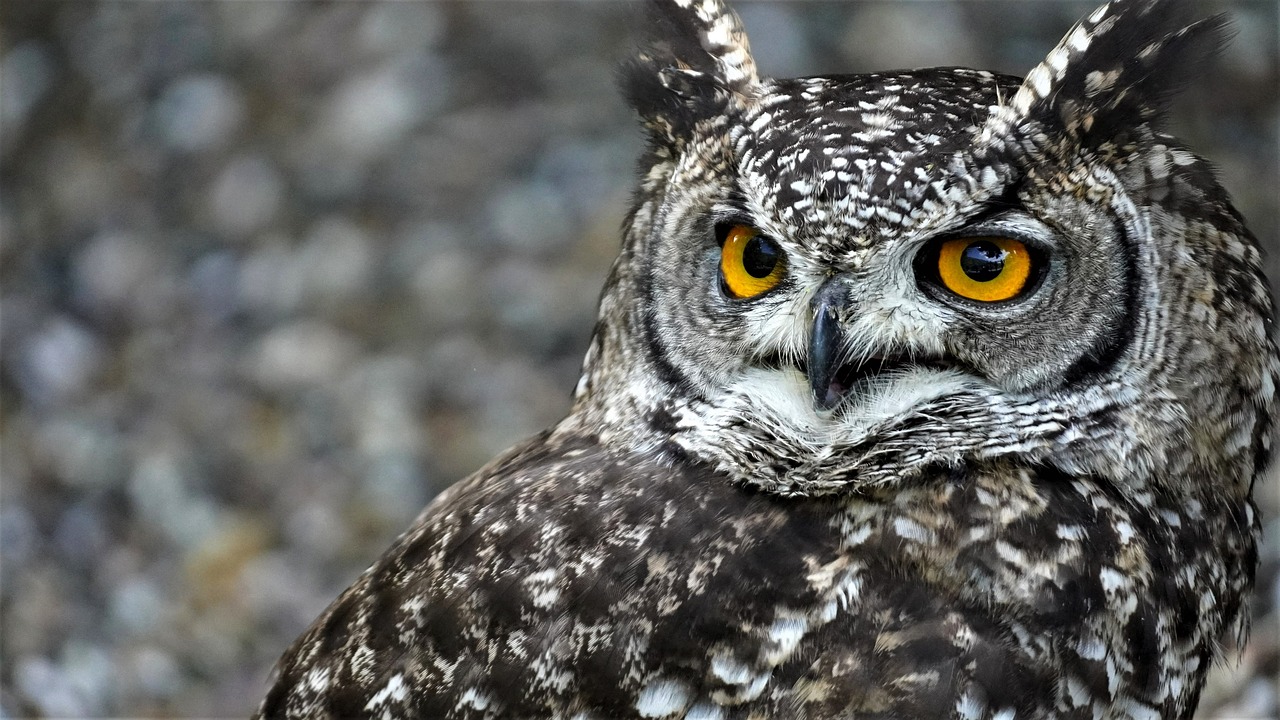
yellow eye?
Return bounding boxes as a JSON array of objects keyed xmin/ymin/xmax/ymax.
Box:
[
  {"xmin": 936, "ymin": 237, "xmax": 1033, "ymax": 302},
  {"xmin": 720, "ymin": 225, "xmax": 785, "ymax": 299}
]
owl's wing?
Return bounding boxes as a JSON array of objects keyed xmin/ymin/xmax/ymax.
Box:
[{"xmin": 255, "ymin": 431, "xmax": 848, "ymax": 717}]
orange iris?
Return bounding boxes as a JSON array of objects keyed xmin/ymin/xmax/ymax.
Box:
[
  {"xmin": 720, "ymin": 225, "xmax": 785, "ymax": 299},
  {"xmin": 937, "ymin": 237, "xmax": 1032, "ymax": 302}
]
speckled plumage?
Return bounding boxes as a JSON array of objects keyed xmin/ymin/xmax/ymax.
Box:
[{"xmin": 258, "ymin": 1, "xmax": 1277, "ymax": 718}]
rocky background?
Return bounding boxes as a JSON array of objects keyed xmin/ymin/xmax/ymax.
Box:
[{"xmin": 1, "ymin": 1, "xmax": 1276, "ymax": 717}]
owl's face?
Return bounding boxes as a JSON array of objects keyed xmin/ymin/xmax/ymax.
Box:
[
  {"xmin": 646, "ymin": 72, "xmax": 1131, "ymax": 427},
  {"xmin": 579, "ymin": 0, "xmax": 1276, "ymax": 496}
]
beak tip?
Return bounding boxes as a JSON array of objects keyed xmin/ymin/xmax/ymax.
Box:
[{"xmin": 814, "ymin": 394, "xmax": 837, "ymax": 413}]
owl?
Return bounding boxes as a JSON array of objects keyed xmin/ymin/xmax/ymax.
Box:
[{"xmin": 257, "ymin": 0, "xmax": 1277, "ymax": 718}]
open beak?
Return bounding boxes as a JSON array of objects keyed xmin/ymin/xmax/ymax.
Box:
[{"xmin": 807, "ymin": 279, "xmax": 938, "ymax": 411}]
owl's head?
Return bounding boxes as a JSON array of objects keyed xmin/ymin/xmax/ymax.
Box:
[{"xmin": 571, "ymin": 0, "xmax": 1277, "ymax": 498}]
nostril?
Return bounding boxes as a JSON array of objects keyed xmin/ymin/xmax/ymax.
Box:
[{"xmin": 809, "ymin": 278, "xmax": 851, "ymax": 315}]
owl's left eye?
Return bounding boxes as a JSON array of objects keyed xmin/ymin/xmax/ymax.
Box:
[
  {"xmin": 922, "ymin": 236, "xmax": 1039, "ymax": 303},
  {"xmin": 720, "ymin": 225, "xmax": 786, "ymax": 299}
]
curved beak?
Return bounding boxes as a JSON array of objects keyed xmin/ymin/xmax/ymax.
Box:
[{"xmin": 809, "ymin": 279, "xmax": 849, "ymax": 411}]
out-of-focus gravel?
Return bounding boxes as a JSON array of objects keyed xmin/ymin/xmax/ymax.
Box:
[{"xmin": 1, "ymin": 2, "xmax": 1275, "ymax": 717}]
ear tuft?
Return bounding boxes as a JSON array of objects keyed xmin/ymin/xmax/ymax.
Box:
[
  {"xmin": 1002, "ymin": 0, "xmax": 1227, "ymax": 151},
  {"xmin": 620, "ymin": 0, "xmax": 760, "ymax": 145}
]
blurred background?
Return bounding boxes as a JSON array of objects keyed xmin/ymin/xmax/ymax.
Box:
[{"xmin": 1, "ymin": 1, "xmax": 1275, "ymax": 716}]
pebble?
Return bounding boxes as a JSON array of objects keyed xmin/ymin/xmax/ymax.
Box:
[
  {"xmin": 18, "ymin": 317, "xmax": 102, "ymax": 407},
  {"xmin": 153, "ymin": 74, "xmax": 245, "ymax": 153},
  {"xmin": 1, "ymin": 40, "xmax": 55, "ymax": 133},
  {"xmin": 73, "ymin": 230, "xmax": 162, "ymax": 316},
  {"xmin": 207, "ymin": 154, "xmax": 284, "ymax": 240},
  {"xmin": 246, "ymin": 320, "xmax": 358, "ymax": 392}
]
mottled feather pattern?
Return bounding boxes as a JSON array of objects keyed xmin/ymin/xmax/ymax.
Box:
[
  {"xmin": 261, "ymin": 433, "xmax": 1252, "ymax": 718},
  {"xmin": 258, "ymin": 0, "xmax": 1275, "ymax": 717},
  {"xmin": 621, "ymin": 0, "xmax": 756, "ymax": 147}
]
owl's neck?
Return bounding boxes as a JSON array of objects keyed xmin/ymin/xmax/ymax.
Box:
[
  {"xmin": 559, "ymin": 186, "xmax": 697, "ymax": 453},
  {"xmin": 562, "ymin": 297, "xmax": 681, "ymax": 456}
]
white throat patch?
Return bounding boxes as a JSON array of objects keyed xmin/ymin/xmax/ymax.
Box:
[{"xmin": 674, "ymin": 364, "xmax": 979, "ymax": 493}]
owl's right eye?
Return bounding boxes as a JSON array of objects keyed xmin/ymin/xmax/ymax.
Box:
[{"xmin": 719, "ymin": 225, "xmax": 786, "ymax": 300}]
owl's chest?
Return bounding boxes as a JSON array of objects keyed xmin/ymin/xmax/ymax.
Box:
[
  {"xmin": 807, "ymin": 463, "xmax": 1248, "ymax": 719},
  {"xmin": 460, "ymin": 458, "xmax": 1232, "ymax": 718}
]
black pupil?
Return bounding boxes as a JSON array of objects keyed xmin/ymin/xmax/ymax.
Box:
[
  {"xmin": 742, "ymin": 236, "xmax": 779, "ymax": 278},
  {"xmin": 960, "ymin": 240, "xmax": 1006, "ymax": 282}
]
